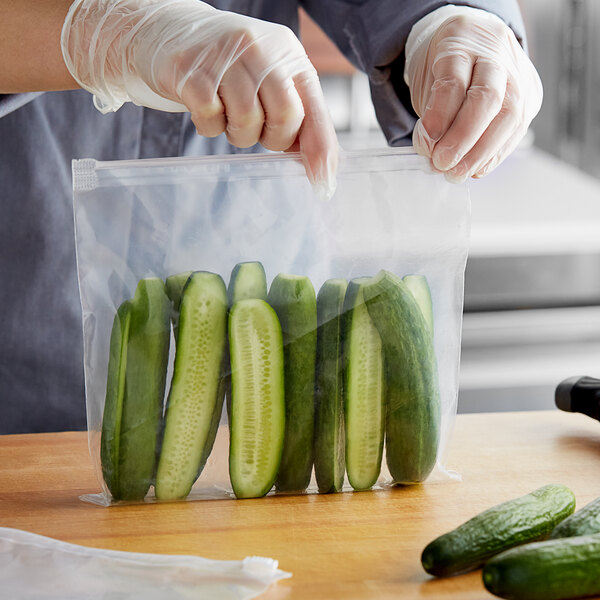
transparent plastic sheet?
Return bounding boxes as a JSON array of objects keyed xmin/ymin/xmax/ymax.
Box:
[
  {"xmin": 0, "ymin": 527, "xmax": 290, "ymax": 599},
  {"xmin": 72, "ymin": 148, "xmax": 470, "ymax": 506}
]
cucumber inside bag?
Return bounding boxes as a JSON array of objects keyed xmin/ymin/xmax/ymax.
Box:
[{"xmin": 72, "ymin": 148, "xmax": 470, "ymax": 505}]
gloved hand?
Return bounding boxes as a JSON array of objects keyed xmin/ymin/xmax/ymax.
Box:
[
  {"xmin": 404, "ymin": 6, "xmax": 543, "ymax": 183},
  {"xmin": 61, "ymin": 0, "xmax": 338, "ymax": 199}
]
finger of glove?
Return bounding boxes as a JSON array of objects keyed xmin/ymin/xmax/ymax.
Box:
[
  {"xmin": 473, "ymin": 123, "xmax": 527, "ymax": 179},
  {"xmin": 181, "ymin": 69, "xmax": 227, "ymax": 138},
  {"xmin": 233, "ymin": 22, "xmax": 338, "ymax": 197},
  {"xmin": 432, "ymin": 58, "xmax": 507, "ymax": 171},
  {"xmin": 472, "ymin": 48, "xmax": 544, "ymax": 170},
  {"xmin": 444, "ymin": 80, "xmax": 521, "ymax": 182},
  {"xmin": 413, "ymin": 51, "xmax": 474, "ymax": 157},
  {"xmin": 293, "ymin": 68, "xmax": 339, "ymax": 201},
  {"xmin": 451, "ymin": 53, "xmax": 543, "ymax": 181},
  {"xmin": 257, "ymin": 66, "xmax": 305, "ymax": 152},
  {"xmin": 219, "ymin": 61, "xmax": 265, "ymax": 148},
  {"xmin": 234, "ymin": 26, "xmax": 306, "ymax": 151},
  {"xmin": 175, "ymin": 16, "xmax": 253, "ymax": 139}
]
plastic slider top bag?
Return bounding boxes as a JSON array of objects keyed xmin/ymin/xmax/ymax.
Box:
[
  {"xmin": 0, "ymin": 527, "xmax": 290, "ymax": 599},
  {"xmin": 72, "ymin": 148, "xmax": 470, "ymax": 506}
]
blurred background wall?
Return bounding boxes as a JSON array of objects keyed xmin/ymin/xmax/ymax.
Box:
[
  {"xmin": 521, "ymin": 0, "xmax": 600, "ymax": 180},
  {"xmin": 300, "ymin": 2, "xmax": 600, "ymax": 413}
]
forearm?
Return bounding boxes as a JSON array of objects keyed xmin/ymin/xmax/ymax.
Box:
[{"xmin": 0, "ymin": 0, "xmax": 77, "ymax": 92}]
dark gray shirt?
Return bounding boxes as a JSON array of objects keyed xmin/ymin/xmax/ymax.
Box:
[{"xmin": 0, "ymin": 0, "xmax": 524, "ymax": 433}]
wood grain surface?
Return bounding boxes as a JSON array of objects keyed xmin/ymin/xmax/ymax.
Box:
[{"xmin": 1, "ymin": 410, "xmax": 600, "ymax": 599}]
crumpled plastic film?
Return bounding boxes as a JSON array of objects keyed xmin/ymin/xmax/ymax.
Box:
[{"xmin": 0, "ymin": 527, "xmax": 291, "ymax": 600}]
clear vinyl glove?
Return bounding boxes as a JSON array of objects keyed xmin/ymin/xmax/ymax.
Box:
[
  {"xmin": 61, "ymin": 0, "xmax": 338, "ymax": 199},
  {"xmin": 404, "ymin": 5, "xmax": 543, "ymax": 183}
]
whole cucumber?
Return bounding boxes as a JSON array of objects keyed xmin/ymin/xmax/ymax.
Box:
[
  {"xmin": 483, "ymin": 534, "xmax": 600, "ymax": 600},
  {"xmin": 550, "ymin": 496, "xmax": 600, "ymax": 539},
  {"xmin": 421, "ymin": 484, "xmax": 576, "ymax": 577}
]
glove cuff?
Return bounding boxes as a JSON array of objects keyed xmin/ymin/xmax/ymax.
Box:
[{"xmin": 60, "ymin": 0, "xmax": 192, "ymax": 114}]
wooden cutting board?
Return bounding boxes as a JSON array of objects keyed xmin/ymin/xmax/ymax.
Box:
[{"xmin": 1, "ymin": 410, "xmax": 599, "ymax": 599}]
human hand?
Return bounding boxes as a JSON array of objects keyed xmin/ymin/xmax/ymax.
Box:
[
  {"xmin": 61, "ymin": 0, "xmax": 338, "ymax": 198},
  {"xmin": 404, "ymin": 6, "xmax": 543, "ymax": 182}
]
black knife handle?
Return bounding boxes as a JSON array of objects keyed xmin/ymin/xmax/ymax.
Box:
[{"xmin": 556, "ymin": 376, "xmax": 600, "ymax": 421}]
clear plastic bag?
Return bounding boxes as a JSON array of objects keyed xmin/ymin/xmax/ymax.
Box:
[
  {"xmin": 0, "ymin": 527, "xmax": 290, "ymax": 599},
  {"xmin": 72, "ymin": 148, "xmax": 470, "ymax": 505}
]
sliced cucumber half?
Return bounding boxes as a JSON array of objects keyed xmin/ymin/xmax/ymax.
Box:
[
  {"xmin": 229, "ymin": 298, "xmax": 285, "ymax": 499},
  {"xmin": 343, "ymin": 278, "xmax": 385, "ymax": 491},
  {"xmin": 155, "ymin": 271, "xmax": 228, "ymax": 500}
]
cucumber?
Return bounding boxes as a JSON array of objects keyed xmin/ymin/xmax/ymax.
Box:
[
  {"xmin": 228, "ymin": 261, "xmax": 268, "ymax": 305},
  {"xmin": 343, "ymin": 278, "xmax": 385, "ymax": 491},
  {"xmin": 225, "ymin": 262, "xmax": 268, "ymax": 421},
  {"xmin": 166, "ymin": 271, "xmax": 192, "ymax": 310},
  {"xmin": 165, "ymin": 271, "xmax": 192, "ymax": 339},
  {"xmin": 155, "ymin": 272, "xmax": 228, "ymax": 500},
  {"xmin": 314, "ymin": 278, "xmax": 348, "ymax": 493},
  {"xmin": 229, "ymin": 299, "xmax": 285, "ymax": 498},
  {"xmin": 100, "ymin": 300, "xmax": 132, "ymax": 499},
  {"xmin": 165, "ymin": 269, "xmax": 224, "ymax": 488},
  {"xmin": 362, "ymin": 269, "xmax": 440, "ymax": 483},
  {"xmin": 483, "ymin": 534, "xmax": 600, "ymax": 600},
  {"xmin": 101, "ymin": 278, "xmax": 171, "ymax": 501},
  {"xmin": 550, "ymin": 496, "xmax": 600, "ymax": 539},
  {"xmin": 267, "ymin": 274, "xmax": 317, "ymax": 493},
  {"xmin": 421, "ymin": 484, "xmax": 577, "ymax": 577},
  {"xmin": 402, "ymin": 275, "xmax": 434, "ymax": 335}
]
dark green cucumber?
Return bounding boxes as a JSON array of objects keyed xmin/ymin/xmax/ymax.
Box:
[
  {"xmin": 267, "ymin": 274, "xmax": 317, "ymax": 492},
  {"xmin": 362, "ymin": 269, "xmax": 440, "ymax": 483},
  {"xmin": 155, "ymin": 272, "xmax": 228, "ymax": 500},
  {"xmin": 100, "ymin": 300, "xmax": 132, "ymax": 499},
  {"xmin": 343, "ymin": 278, "xmax": 385, "ymax": 491},
  {"xmin": 402, "ymin": 275, "xmax": 434, "ymax": 335},
  {"xmin": 483, "ymin": 534, "xmax": 600, "ymax": 600},
  {"xmin": 314, "ymin": 278, "xmax": 348, "ymax": 493},
  {"xmin": 229, "ymin": 298, "xmax": 285, "ymax": 499},
  {"xmin": 101, "ymin": 278, "xmax": 171, "ymax": 501},
  {"xmin": 165, "ymin": 270, "xmax": 192, "ymax": 340},
  {"xmin": 421, "ymin": 484, "xmax": 576, "ymax": 577},
  {"xmin": 550, "ymin": 496, "xmax": 600, "ymax": 539}
]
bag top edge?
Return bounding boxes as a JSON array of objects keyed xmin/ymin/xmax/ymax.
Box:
[
  {"xmin": 73, "ymin": 146, "xmax": 420, "ymax": 171},
  {"xmin": 71, "ymin": 147, "xmax": 432, "ymax": 192}
]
